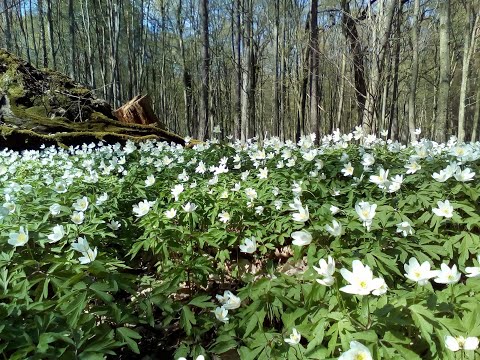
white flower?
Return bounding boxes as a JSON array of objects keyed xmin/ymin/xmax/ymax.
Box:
[
  {"xmin": 71, "ymin": 211, "xmax": 85, "ymax": 225},
  {"xmin": 213, "ymin": 125, "xmax": 221, "ymax": 134},
  {"xmin": 339, "ymin": 341, "xmax": 372, "ymax": 360},
  {"xmin": 341, "ymin": 162, "xmax": 354, "ymax": 176},
  {"xmin": 388, "ymin": 175, "xmax": 403, "ymax": 193},
  {"xmin": 182, "ymin": 202, "xmax": 197, "ymax": 213},
  {"xmin": 313, "ymin": 256, "xmax": 335, "ymax": 286},
  {"xmin": 325, "ymin": 220, "xmax": 342, "ymax": 237},
  {"xmin": 432, "ymin": 200, "xmax": 454, "ymax": 218},
  {"xmin": 361, "ymin": 153, "xmax": 375, "ymax": 167},
  {"xmin": 432, "ymin": 169, "xmax": 452, "ymax": 182},
  {"xmin": 8, "ymin": 226, "xmax": 29, "ymax": 247},
  {"xmin": 404, "ymin": 258, "xmax": 440, "ymax": 286},
  {"xmin": 415, "ymin": 128, "xmax": 421, "ymax": 135},
  {"xmin": 218, "ymin": 211, "xmax": 230, "ymax": 223},
  {"xmin": 255, "ymin": 206, "xmax": 264, "ymax": 215},
  {"xmin": 53, "ymin": 182, "xmax": 68, "ymax": 193},
  {"xmin": 213, "ymin": 306, "xmax": 229, "ymax": 323},
  {"xmin": 106, "ymin": 220, "xmax": 121, "ymax": 231},
  {"xmin": 196, "ymin": 161, "xmax": 207, "ymax": 174},
  {"xmin": 245, "ymin": 188, "xmax": 257, "ymax": 201},
  {"xmin": 171, "ymin": 184, "xmax": 184, "ymax": 201},
  {"xmin": 78, "ymin": 247, "xmax": 98, "ymax": 264},
  {"xmin": 49, "ymin": 203, "xmax": 62, "ymax": 216},
  {"xmin": 355, "ymin": 202, "xmax": 377, "ymax": 231},
  {"xmin": 445, "ymin": 335, "xmax": 479, "ymax": 352},
  {"xmin": 216, "ymin": 290, "xmax": 241, "ymax": 310},
  {"xmin": 164, "ymin": 208, "xmax": 177, "ymax": 219},
  {"xmin": 291, "ymin": 230, "xmax": 312, "ymax": 246},
  {"xmin": 73, "ymin": 197, "xmax": 89, "ymax": 212},
  {"xmin": 369, "ymin": 168, "xmax": 390, "ymax": 189},
  {"xmin": 330, "ymin": 205, "xmax": 340, "ymax": 215},
  {"xmin": 71, "ymin": 237, "xmax": 90, "ymax": 253},
  {"xmin": 340, "ymin": 260, "xmax": 386, "ymax": 296},
  {"xmin": 465, "ymin": 254, "xmax": 480, "ymax": 278},
  {"xmin": 454, "ymin": 168, "xmax": 475, "ymax": 182},
  {"xmin": 396, "ymin": 221, "xmax": 413, "ymax": 237},
  {"xmin": 434, "ymin": 263, "xmax": 461, "ymax": 284},
  {"xmin": 405, "ymin": 161, "xmax": 421, "ymax": 174},
  {"xmin": 145, "ymin": 174, "xmax": 155, "ymax": 187},
  {"xmin": 239, "ymin": 237, "xmax": 256, "ymax": 253},
  {"xmin": 133, "ymin": 200, "xmax": 153, "ymax": 217},
  {"xmin": 3, "ymin": 202, "xmax": 15, "ymax": 213},
  {"xmin": 292, "ymin": 205, "xmax": 309, "ymax": 223},
  {"xmin": 257, "ymin": 167, "xmax": 269, "ymax": 179},
  {"xmin": 284, "ymin": 328, "xmax": 301, "ymax": 345},
  {"xmin": 96, "ymin": 192, "xmax": 108, "ymax": 205},
  {"xmin": 371, "ymin": 278, "xmax": 388, "ymax": 295},
  {"xmin": 47, "ymin": 224, "xmax": 65, "ymax": 243}
]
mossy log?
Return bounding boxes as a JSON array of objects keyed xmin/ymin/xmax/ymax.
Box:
[{"xmin": 0, "ymin": 49, "xmax": 185, "ymax": 150}]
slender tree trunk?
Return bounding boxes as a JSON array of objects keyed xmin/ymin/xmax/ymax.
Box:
[
  {"xmin": 362, "ymin": 0, "xmax": 396, "ymax": 135},
  {"xmin": 336, "ymin": 53, "xmax": 346, "ymax": 130},
  {"xmin": 437, "ymin": 0, "xmax": 450, "ymax": 143},
  {"xmin": 309, "ymin": 0, "xmax": 319, "ymax": 138},
  {"xmin": 241, "ymin": 0, "xmax": 252, "ymax": 142},
  {"xmin": 472, "ymin": 74, "xmax": 480, "ymax": 141},
  {"xmin": 408, "ymin": 0, "xmax": 420, "ymax": 142},
  {"xmin": 81, "ymin": 0, "xmax": 95, "ymax": 88},
  {"xmin": 273, "ymin": 0, "xmax": 280, "ymax": 137},
  {"xmin": 38, "ymin": 0, "xmax": 48, "ymax": 67},
  {"xmin": 198, "ymin": 0, "xmax": 210, "ymax": 140},
  {"xmin": 341, "ymin": 0, "xmax": 367, "ymax": 125},
  {"xmin": 3, "ymin": 0, "xmax": 12, "ymax": 50},
  {"xmin": 45, "ymin": 0, "xmax": 56, "ymax": 69},
  {"xmin": 458, "ymin": 3, "xmax": 478, "ymax": 142},
  {"xmin": 233, "ymin": 0, "xmax": 242, "ymax": 140},
  {"xmin": 176, "ymin": 0, "xmax": 193, "ymax": 136}
]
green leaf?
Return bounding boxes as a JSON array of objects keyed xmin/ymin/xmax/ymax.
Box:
[
  {"xmin": 188, "ymin": 294, "xmax": 213, "ymax": 308},
  {"xmin": 117, "ymin": 327, "xmax": 142, "ymax": 354},
  {"xmin": 180, "ymin": 305, "xmax": 197, "ymax": 336}
]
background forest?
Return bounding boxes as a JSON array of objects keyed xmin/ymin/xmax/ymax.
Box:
[{"xmin": 0, "ymin": 0, "xmax": 479, "ymax": 143}]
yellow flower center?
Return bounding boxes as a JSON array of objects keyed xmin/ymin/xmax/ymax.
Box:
[
  {"xmin": 354, "ymin": 353, "xmax": 368, "ymax": 360},
  {"xmin": 359, "ymin": 281, "xmax": 367, "ymax": 289}
]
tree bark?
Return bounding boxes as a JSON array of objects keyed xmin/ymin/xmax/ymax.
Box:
[
  {"xmin": 408, "ymin": 0, "xmax": 420, "ymax": 142},
  {"xmin": 437, "ymin": 0, "xmax": 450, "ymax": 143},
  {"xmin": 198, "ymin": 0, "xmax": 210, "ymax": 140},
  {"xmin": 309, "ymin": 0, "xmax": 319, "ymax": 138},
  {"xmin": 458, "ymin": 2, "xmax": 478, "ymax": 142}
]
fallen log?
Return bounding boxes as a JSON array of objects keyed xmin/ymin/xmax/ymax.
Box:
[{"xmin": 0, "ymin": 48, "xmax": 185, "ymax": 150}]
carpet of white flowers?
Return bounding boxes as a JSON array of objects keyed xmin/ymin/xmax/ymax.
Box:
[{"xmin": 1, "ymin": 130, "xmax": 480, "ymax": 360}]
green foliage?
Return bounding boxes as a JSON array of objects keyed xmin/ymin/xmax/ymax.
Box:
[{"xmin": 0, "ymin": 136, "xmax": 480, "ymax": 359}]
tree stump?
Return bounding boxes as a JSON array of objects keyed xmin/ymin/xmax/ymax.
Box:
[{"xmin": 114, "ymin": 95, "xmax": 164, "ymax": 127}]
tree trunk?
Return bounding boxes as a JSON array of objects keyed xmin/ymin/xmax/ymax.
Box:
[
  {"xmin": 309, "ymin": 0, "xmax": 319, "ymax": 138},
  {"xmin": 341, "ymin": 0, "xmax": 367, "ymax": 125},
  {"xmin": 46, "ymin": 0, "xmax": 56, "ymax": 69},
  {"xmin": 408, "ymin": 0, "xmax": 420, "ymax": 142},
  {"xmin": 198, "ymin": 0, "xmax": 210, "ymax": 140},
  {"xmin": 233, "ymin": 0, "xmax": 242, "ymax": 140},
  {"xmin": 3, "ymin": 0, "xmax": 12, "ymax": 50},
  {"xmin": 38, "ymin": 0, "xmax": 48, "ymax": 68},
  {"xmin": 437, "ymin": 0, "xmax": 450, "ymax": 143},
  {"xmin": 458, "ymin": 3, "xmax": 478, "ymax": 142}
]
